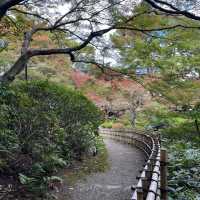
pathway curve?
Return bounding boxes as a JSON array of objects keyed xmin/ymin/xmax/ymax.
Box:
[{"xmin": 57, "ymin": 138, "xmax": 145, "ymax": 200}]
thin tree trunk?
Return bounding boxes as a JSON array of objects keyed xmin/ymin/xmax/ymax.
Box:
[
  {"xmin": 194, "ymin": 119, "xmax": 200, "ymax": 136},
  {"xmin": 25, "ymin": 64, "xmax": 28, "ymax": 81},
  {"xmin": 131, "ymin": 111, "xmax": 136, "ymax": 127}
]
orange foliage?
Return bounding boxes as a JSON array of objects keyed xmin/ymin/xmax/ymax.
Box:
[
  {"xmin": 71, "ymin": 69, "xmax": 91, "ymax": 88},
  {"xmin": 33, "ymin": 34, "xmax": 49, "ymax": 42},
  {"xmin": 112, "ymin": 123, "xmax": 124, "ymax": 129},
  {"xmin": 86, "ymin": 92, "xmax": 105, "ymax": 105}
]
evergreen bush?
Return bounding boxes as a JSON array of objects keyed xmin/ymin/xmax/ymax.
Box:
[{"xmin": 0, "ymin": 80, "xmax": 102, "ymax": 198}]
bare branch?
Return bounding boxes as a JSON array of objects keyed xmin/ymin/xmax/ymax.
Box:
[
  {"xmin": 0, "ymin": 0, "xmax": 25, "ymax": 20},
  {"xmin": 10, "ymin": 8, "xmax": 51, "ymax": 24},
  {"xmin": 116, "ymin": 24, "xmax": 200, "ymax": 32},
  {"xmin": 144, "ymin": 0, "xmax": 200, "ymax": 21}
]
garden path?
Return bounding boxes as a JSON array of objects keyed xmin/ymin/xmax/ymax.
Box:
[{"xmin": 56, "ymin": 138, "xmax": 145, "ymax": 200}]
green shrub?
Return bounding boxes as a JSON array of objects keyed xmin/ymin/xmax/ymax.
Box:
[
  {"xmin": 166, "ymin": 141, "xmax": 200, "ymax": 200},
  {"xmin": 0, "ymin": 80, "xmax": 102, "ymax": 198},
  {"xmin": 101, "ymin": 120, "xmax": 113, "ymax": 128},
  {"xmin": 163, "ymin": 121, "xmax": 199, "ymax": 140}
]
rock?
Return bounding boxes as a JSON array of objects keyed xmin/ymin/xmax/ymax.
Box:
[{"xmin": 87, "ymin": 146, "xmax": 97, "ymax": 157}]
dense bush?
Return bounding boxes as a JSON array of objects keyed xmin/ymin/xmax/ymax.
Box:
[
  {"xmin": 0, "ymin": 80, "xmax": 102, "ymax": 199},
  {"xmin": 166, "ymin": 140, "xmax": 200, "ymax": 200},
  {"xmin": 137, "ymin": 102, "xmax": 200, "ymax": 199}
]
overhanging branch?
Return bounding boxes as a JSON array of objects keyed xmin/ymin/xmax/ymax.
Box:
[
  {"xmin": 144, "ymin": 0, "xmax": 200, "ymax": 21},
  {"xmin": 0, "ymin": 0, "xmax": 25, "ymax": 20},
  {"xmin": 116, "ymin": 24, "xmax": 200, "ymax": 32}
]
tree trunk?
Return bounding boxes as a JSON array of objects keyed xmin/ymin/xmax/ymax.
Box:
[
  {"xmin": 0, "ymin": 10, "xmax": 6, "ymax": 20},
  {"xmin": 194, "ymin": 119, "xmax": 200, "ymax": 136},
  {"xmin": 0, "ymin": 52, "xmax": 31, "ymax": 84},
  {"xmin": 0, "ymin": 47, "xmax": 72, "ymax": 84},
  {"xmin": 130, "ymin": 111, "xmax": 136, "ymax": 127}
]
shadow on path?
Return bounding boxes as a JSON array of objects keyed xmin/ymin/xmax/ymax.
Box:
[{"xmin": 57, "ymin": 138, "xmax": 145, "ymax": 200}]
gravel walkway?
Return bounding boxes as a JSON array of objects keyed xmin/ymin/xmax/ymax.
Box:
[{"xmin": 56, "ymin": 138, "xmax": 145, "ymax": 200}]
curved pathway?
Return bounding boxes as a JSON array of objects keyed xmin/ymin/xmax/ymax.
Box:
[{"xmin": 57, "ymin": 138, "xmax": 145, "ymax": 200}]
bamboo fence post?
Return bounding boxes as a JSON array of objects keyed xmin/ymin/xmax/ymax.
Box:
[
  {"xmin": 137, "ymin": 187, "xmax": 144, "ymax": 200},
  {"xmin": 142, "ymin": 177, "xmax": 149, "ymax": 198},
  {"xmin": 160, "ymin": 149, "xmax": 168, "ymax": 200}
]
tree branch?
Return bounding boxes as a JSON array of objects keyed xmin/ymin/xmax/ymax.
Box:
[
  {"xmin": 144, "ymin": 0, "xmax": 200, "ymax": 21},
  {"xmin": 0, "ymin": 0, "xmax": 25, "ymax": 20},
  {"xmin": 10, "ymin": 8, "xmax": 51, "ymax": 23},
  {"xmin": 116, "ymin": 24, "xmax": 200, "ymax": 32}
]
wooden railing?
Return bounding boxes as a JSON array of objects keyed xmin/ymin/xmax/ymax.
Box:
[{"xmin": 99, "ymin": 128, "xmax": 167, "ymax": 200}]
